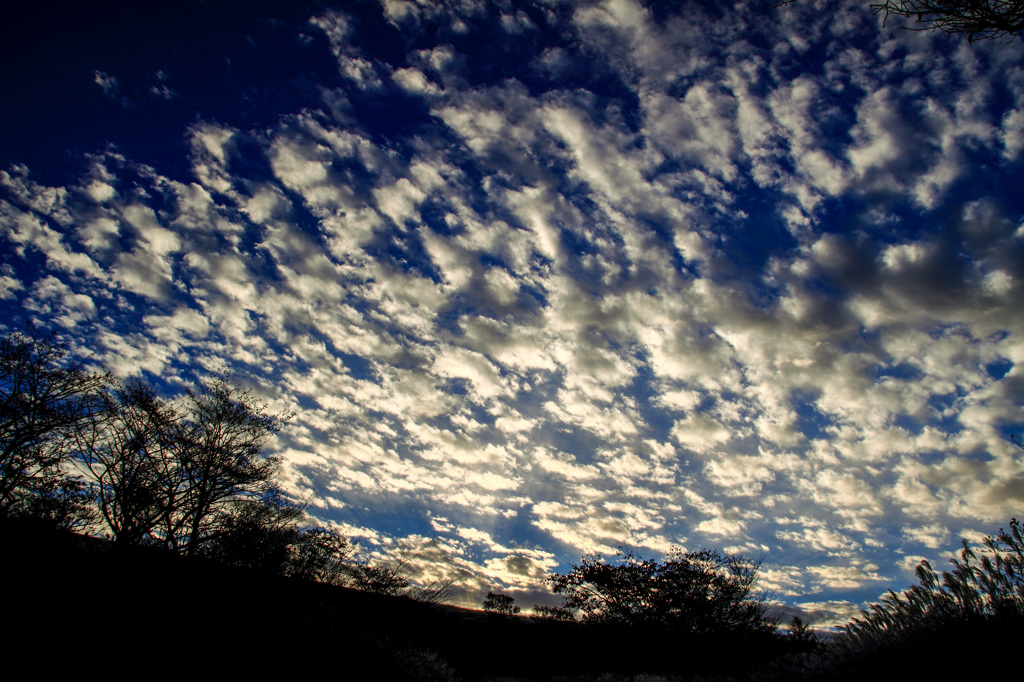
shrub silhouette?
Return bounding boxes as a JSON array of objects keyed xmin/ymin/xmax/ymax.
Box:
[
  {"xmin": 287, "ymin": 526, "xmax": 353, "ymax": 584},
  {"xmin": 205, "ymin": 487, "xmax": 307, "ymax": 574},
  {"xmin": 781, "ymin": 518, "xmax": 1024, "ymax": 680},
  {"xmin": 531, "ymin": 604, "xmax": 576, "ymax": 621},
  {"xmin": 786, "ymin": 615, "xmax": 818, "ymax": 644},
  {"xmin": 349, "ymin": 558, "xmax": 412, "ymax": 595},
  {"xmin": 844, "ymin": 518, "xmax": 1024, "ymax": 642}
]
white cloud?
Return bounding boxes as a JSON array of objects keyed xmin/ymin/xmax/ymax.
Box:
[
  {"xmin": 5, "ymin": 0, "xmax": 1024, "ymax": 626},
  {"xmin": 94, "ymin": 70, "xmax": 118, "ymax": 97}
]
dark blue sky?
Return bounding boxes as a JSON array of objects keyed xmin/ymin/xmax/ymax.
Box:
[{"xmin": 2, "ymin": 0, "xmax": 1023, "ymax": 626}]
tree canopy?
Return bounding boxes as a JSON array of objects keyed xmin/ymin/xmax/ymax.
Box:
[
  {"xmin": 162, "ymin": 379, "xmax": 288, "ymax": 556},
  {"xmin": 548, "ymin": 548, "xmax": 775, "ymax": 633}
]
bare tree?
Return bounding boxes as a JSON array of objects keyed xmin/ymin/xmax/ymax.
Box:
[
  {"xmin": 77, "ymin": 376, "xmax": 291, "ymax": 554},
  {"xmin": 287, "ymin": 526, "xmax": 354, "ymax": 584},
  {"xmin": 871, "ymin": 1, "xmax": 1024, "ymax": 41},
  {"xmin": 2, "ymin": 326, "xmax": 355, "ymax": 583},
  {"xmin": 777, "ymin": 1, "xmax": 1024, "ymax": 42},
  {"xmin": 411, "ymin": 577, "xmax": 456, "ymax": 605},
  {"xmin": 0, "ymin": 326, "xmax": 108, "ymax": 528},
  {"xmin": 206, "ymin": 488, "xmax": 307, "ymax": 573},
  {"xmin": 77, "ymin": 378, "xmax": 177, "ymax": 545},
  {"xmin": 156, "ymin": 379, "xmax": 287, "ymax": 556},
  {"xmin": 349, "ymin": 558, "xmax": 412, "ymax": 596}
]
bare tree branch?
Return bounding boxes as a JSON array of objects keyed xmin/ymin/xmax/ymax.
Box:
[
  {"xmin": 778, "ymin": 1, "xmax": 1024, "ymax": 42},
  {"xmin": 872, "ymin": 1, "xmax": 1024, "ymax": 41}
]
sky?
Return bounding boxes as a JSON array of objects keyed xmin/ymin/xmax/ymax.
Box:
[{"xmin": 2, "ymin": 0, "xmax": 1023, "ymax": 628}]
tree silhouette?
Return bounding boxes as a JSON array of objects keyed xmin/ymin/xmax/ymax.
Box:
[
  {"xmin": 0, "ymin": 326, "xmax": 107, "ymax": 528},
  {"xmin": 77, "ymin": 377, "xmax": 176, "ymax": 545},
  {"xmin": 787, "ymin": 615, "xmax": 818, "ymax": 644},
  {"xmin": 2, "ymin": 325, "xmax": 360, "ymax": 586},
  {"xmin": 287, "ymin": 526, "xmax": 353, "ymax": 584},
  {"xmin": 206, "ymin": 487, "xmax": 307, "ymax": 574},
  {"xmin": 483, "ymin": 591, "xmax": 520, "ymax": 616},
  {"xmin": 157, "ymin": 379, "xmax": 286, "ymax": 556},
  {"xmin": 349, "ymin": 558, "xmax": 412, "ymax": 596},
  {"xmin": 872, "ymin": 1, "xmax": 1024, "ymax": 41},
  {"xmin": 77, "ymin": 375, "xmax": 305, "ymax": 561},
  {"xmin": 548, "ymin": 548, "xmax": 774, "ymax": 632},
  {"xmin": 778, "ymin": 1, "xmax": 1024, "ymax": 42}
]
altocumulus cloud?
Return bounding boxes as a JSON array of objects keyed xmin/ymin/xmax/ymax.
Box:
[{"xmin": 1, "ymin": 0, "xmax": 1023, "ymax": 626}]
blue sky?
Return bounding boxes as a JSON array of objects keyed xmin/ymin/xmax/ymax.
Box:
[{"xmin": 2, "ymin": 0, "xmax": 1023, "ymax": 627}]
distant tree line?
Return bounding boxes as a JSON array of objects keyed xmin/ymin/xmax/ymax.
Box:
[{"xmin": 480, "ymin": 546, "xmax": 781, "ymax": 638}]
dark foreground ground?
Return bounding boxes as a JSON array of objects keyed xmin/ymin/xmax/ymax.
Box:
[
  {"xmin": 1, "ymin": 519, "xmax": 800, "ymax": 680},
  {"xmin": 4, "ymin": 519, "xmax": 1021, "ymax": 681}
]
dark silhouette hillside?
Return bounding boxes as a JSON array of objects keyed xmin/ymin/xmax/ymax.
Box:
[
  {"xmin": 10, "ymin": 513, "xmax": 1021, "ymax": 680},
  {"xmin": 3, "ymin": 516, "xmax": 801, "ymax": 681}
]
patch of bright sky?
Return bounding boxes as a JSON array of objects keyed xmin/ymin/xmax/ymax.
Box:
[{"xmin": 2, "ymin": 0, "xmax": 1024, "ymax": 627}]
